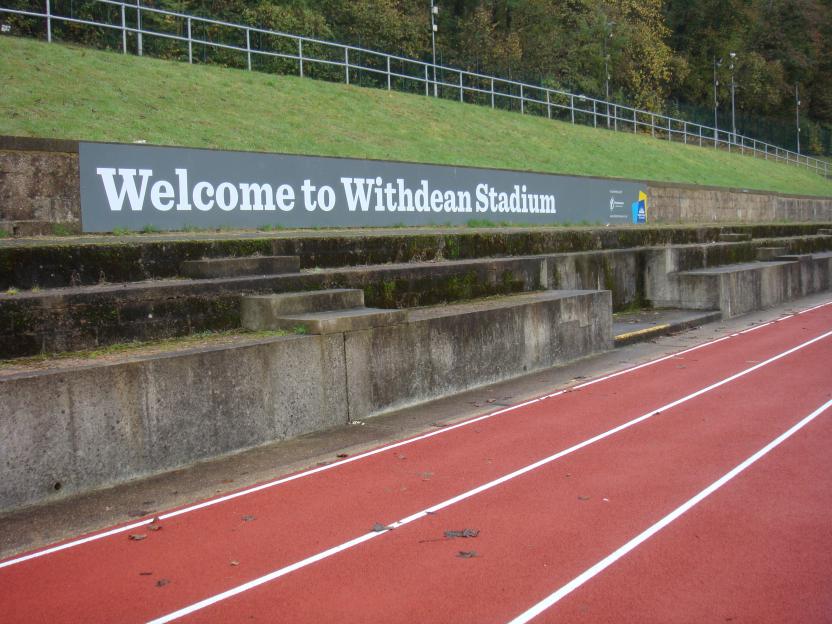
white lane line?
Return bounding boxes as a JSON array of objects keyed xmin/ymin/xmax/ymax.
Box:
[
  {"xmin": 145, "ymin": 327, "xmax": 832, "ymax": 624},
  {"xmin": 507, "ymin": 395, "xmax": 832, "ymax": 624},
  {"xmin": 3, "ymin": 300, "xmax": 830, "ymax": 570}
]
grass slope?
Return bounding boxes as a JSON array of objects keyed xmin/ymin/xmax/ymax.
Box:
[{"xmin": 2, "ymin": 35, "xmax": 831, "ymax": 197}]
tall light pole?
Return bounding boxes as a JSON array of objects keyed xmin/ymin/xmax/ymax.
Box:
[
  {"xmin": 430, "ymin": 1, "xmax": 438, "ymax": 97},
  {"xmin": 795, "ymin": 83, "xmax": 801, "ymax": 155},
  {"xmin": 729, "ymin": 52, "xmax": 737, "ymax": 143},
  {"xmin": 603, "ymin": 20, "xmax": 615, "ymax": 128},
  {"xmin": 136, "ymin": 0, "xmax": 143, "ymax": 56},
  {"xmin": 713, "ymin": 56, "xmax": 722, "ymax": 135}
]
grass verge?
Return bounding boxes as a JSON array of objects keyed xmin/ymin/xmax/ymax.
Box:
[{"xmin": 1, "ymin": 35, "xmax": 831, "ymax": 197}]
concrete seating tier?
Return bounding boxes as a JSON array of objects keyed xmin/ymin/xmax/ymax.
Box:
[
  {"xmin": 0, "ymin": 288, "xmax": 611, "ymax": 511},
  {"xmin": 755, "ymin": 246, "xmax": 788, "ymax": 261},
  {"xmin": 672, "ymin": 252, "xmax": 832, "ymax": 318},
  {"xmin": 242, "ymin": 289, "xmax": 407, "ymax": 334},
  {"xmin": 180, "ymin": 255, "xmax": 299, "ymax": 278}
]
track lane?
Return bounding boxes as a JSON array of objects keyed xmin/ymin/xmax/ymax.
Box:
[
  {"xmin": 527, "ymin": 400, "xmax": 832, "ymax": 623},
  {"xmin": 153, "ymin": 321, "xmax": 832, "ymax": 622},
  {"xmin": 1, "ymin": 303, "xmax": 830, "ymax": 623}
]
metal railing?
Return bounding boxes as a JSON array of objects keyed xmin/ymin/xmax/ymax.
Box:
[{"xmin": 2, "ymin": 0, "xmax": 829, "ymax": 179}]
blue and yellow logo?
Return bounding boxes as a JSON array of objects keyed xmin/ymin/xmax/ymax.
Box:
[{"xmin": 631, "ymin": 191, "xmax": 648, "ymax": 224}]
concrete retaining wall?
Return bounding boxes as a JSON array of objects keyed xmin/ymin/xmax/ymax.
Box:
[
  {"xmin": 345, "ymin": 290, "xmax": 611, "ymax": 419},
  {"xmin": 0, "ymin": 335, "xmax": 348, "ymax": 511},
  {"xmin": 0, "ymin": 289, "xmax": 610, "ymax": 512},
  {"xmin": 646, "ymin": 183, "xmax": 832, "ymax": 223},
  {"xmin": 2, "ymin": 136, "xmax": 830, "ymax": 232}
]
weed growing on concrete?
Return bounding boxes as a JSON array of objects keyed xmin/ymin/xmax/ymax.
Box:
[
  {"xmin": 141, "ymin": 224, "xmax": 161, "ymax": 234},
  {"xmin": 292, "ymin": 325, "xmax": 309, "ymax": 335},
  {"xmin": 467, "ymin": 219, "xmax": 497, "ymax": 228},
  {"xmin": 51, "ymin": 223, "xmax": 74, "ymax": 236},
  {"xmin": 112, "ymin": 227, "xmax": 132, "ymax": 236},
  {"xmin": 0, "ymin": 329, "xmax": 291, "ymax": 368},
  {"xmin": 4, "ymin": 287, "xmax": 19, "ymax": 296},
  {"xmin": 0, "ymin": 229, "xmax": 9, "ymax": 239}
]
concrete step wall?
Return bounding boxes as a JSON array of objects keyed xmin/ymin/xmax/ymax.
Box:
[
  {"xmin": 2, "ymin": 236, "xmax": 831, "ymax": 359},
  {"xmin": 0, "ymin": 289, "xmax": 611, "ymax": 512},
  {"xmin": 669, "ymin": 253, "xmax": 832, "ymax": 318}
]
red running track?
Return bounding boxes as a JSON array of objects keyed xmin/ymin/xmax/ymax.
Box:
[{"xmin": 2, "ymin": 301, "xmax": 831, "ymax": 623}]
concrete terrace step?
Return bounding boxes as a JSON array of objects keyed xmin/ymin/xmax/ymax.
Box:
[
  {"xmin": 180, "ymin": 255, "xmax": 299, "ymax": 278},
  {"xmin": 719, "ymin": 232, "xmax": 752, "ymax": 242},
  {"xmin": 241, "ymin": 289, "xmax": 404, "ymax": 333},
  {"xmin": 674, "ymin": 255, "xmax": 832, "ymax": 318},
  {"xmin": 0, "ymin": 288, "xmax": 611, "ymax": 511},
  {"xmin": 613, "ymin": 308, "xmax": 721, "ymax": 346},
  {"xmin": 755, "ymin": 246, "xmax": 788, "ymax": 261},
  {"xmin": 242, "ymin": 288, "xmax": 365, "ymax": 317},
  {"xmin": 271, "ymin": 308, "xmax": 408, "ymax": 334}
]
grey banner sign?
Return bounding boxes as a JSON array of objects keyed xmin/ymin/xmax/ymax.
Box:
[{"xmin": 79, "ymin": 142, "xmax": 647, "ymax": 232}]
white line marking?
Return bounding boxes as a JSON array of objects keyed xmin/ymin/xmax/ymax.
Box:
[
  {"xmin": 145, "ymin": 327, "xmax": 832, "ymax": 624},
  {"xmin": 2, "ymin": 299, "xmax": 830, "ymax": 571},
  {"xmin": 507, "ymin": 395, "xmax": 832, "ymax": 624}
]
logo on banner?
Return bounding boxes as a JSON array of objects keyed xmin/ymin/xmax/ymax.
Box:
[{"xmin": 631, "ymin": 191, "xmax": 648, "ymax": 224}]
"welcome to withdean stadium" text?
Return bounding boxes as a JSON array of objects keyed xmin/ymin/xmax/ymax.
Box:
[{"xmin": 96, "ymin": 169, "xmax": 557, "ymax": 215}]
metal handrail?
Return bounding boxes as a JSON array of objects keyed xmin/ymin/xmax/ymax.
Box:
[{"xmin": 1, "ymin": 0, "xmax": 828, "ymax": 178}]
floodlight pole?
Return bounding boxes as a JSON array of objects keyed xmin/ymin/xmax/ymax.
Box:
[
  {"xmin": 430, "ymin": 0, "xmax": 438, "ymax": 97},
  {"xmin": 603, "ymin": 19, "xmax": 615, "ymax": 128},
  {"xmin": 136, "ymin": 0, "xmax": 143, "ymax": 56},
  {"xmin": 795, "ymin": 83, "xmax": 801, "ymax": 155},
  {"xmin": 730, "ymin": 52, "xmax": 737, "ymax": 144},
  {"xmin": 713, "ymin": 56, "xmax": 722, "ymax": 134}
]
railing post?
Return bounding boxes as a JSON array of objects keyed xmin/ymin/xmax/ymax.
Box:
[
  {"xmin": 246, "ymin": 28, "xmax": 251, "ymax": 70},
  {"xmin": 459, "ymin": 71, "xmax": 463, "ymax": 103},
  {"xmin": 45, "ymin": 0, "xmax": 52, "ymax": 42},
  {"xmin": 570, "ymin": 95, "xmax": 575, "ymax": 123},
  {"xmin": 683, "ymin": 121, "xmax": 687, "ymax": 144},
  {"xmin": 425, "ymin": 65, "xmax": 429, "ymax": 96},
  {"xmin": 386, "ymin": 56, "xmax": 391, "ymax": 90},
  {"xmin": 546, "ymin": 91, "xmax": 551, "ymax": 119},
  {"xmin": 298, "ymin": 39, "xmax": 303, "ymax": 77},
  {"xmin": 613, "ymin": 105, "xmax": 617, "ymax": 132},
  {"xmin": 187, "ymin": 17, "xmax": 192, "ymax": 64},
  {"xmin": 520, "ymin": 84, "xmax": 524, "ymax": 114},
  {"xmin": 667, "ymin": 117, "xmax": 671, "ymax": 141},
  {"xmin": 344, "ymin": 48, "xmax": 349, "ymax": 84},
  {"xmin": 698, "ymin": 125, "xmax": 702, "ymax": 147},
  {"xmin": 592, "ymin": 100, "xmax": 597, "ymax": 128},
  {"xmin": 490, "ymin": 78, "xmax": 495, "ymax": 108},
  {"xmin": 632, "ymin": 109, "xmax": 636, "ymax": 133},
  {"xmin": 121, "ymin": 4, "xmax": 127, "ymax": 53}
]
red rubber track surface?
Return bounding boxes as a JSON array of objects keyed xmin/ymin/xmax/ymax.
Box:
[{"xmin": 2, "ymin": 303, "xmax": 831, "ymax": 623}]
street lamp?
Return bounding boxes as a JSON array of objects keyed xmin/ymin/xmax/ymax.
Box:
[
  {"xmin": 729, "ymin": 52, "xmax": 737, "ymax": 144},
  {"xmin": 795, "ymin": 83, "xmax": 801, "ymax": 155},
  {"xmin": 430, "ymin": 1, "xmax": 438, "ymax": 97},
  {"xmin": 603, "ymin": 20, "xmax": 615, "ymax": 128}
]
